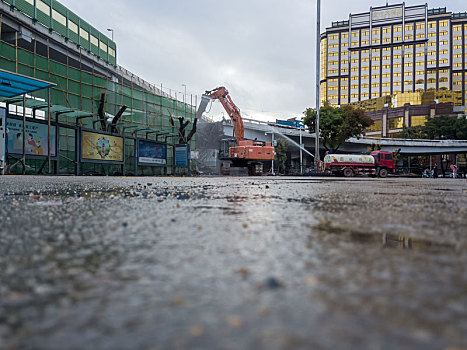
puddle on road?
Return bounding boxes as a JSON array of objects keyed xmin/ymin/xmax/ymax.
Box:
[{"xmin": 312, "ymin": 221, "xmax": 459, "ymax": 252}]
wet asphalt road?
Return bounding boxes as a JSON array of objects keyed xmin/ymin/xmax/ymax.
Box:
[{"xmin": 0, "ymin": 176, "xmax": 466, "ymax": 350}]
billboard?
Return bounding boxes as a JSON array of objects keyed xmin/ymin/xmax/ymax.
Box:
[
  {"xmin": 138, "ymin": 140, "xmax": 167, "ymax": 166},
  {"xmin": 175, "ymin": 144, "xmax": 189, "ymax": 167},
  {"xmin": 81, "ymin": 130, "xmax": 124, "ymax": 164},
  {"xmin": 6, "ymin": 118, "xmax": 57, "ymax": 157}
]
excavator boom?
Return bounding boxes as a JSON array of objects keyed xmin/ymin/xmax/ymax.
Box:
[
  {"xmin": 198, "ymin": 86, "xmax": 275, "ymax": 175},
  {"xmin": 205, "ymin": 87, "xmax": 244, "ymax": 142}
]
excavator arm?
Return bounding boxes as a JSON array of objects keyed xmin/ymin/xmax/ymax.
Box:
[{"xmin": 205, "ymin": 87, "xmax": 244, "ymax": 142}]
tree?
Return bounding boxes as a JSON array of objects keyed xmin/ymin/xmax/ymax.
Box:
[
  {"xmin": 303, "ymin": 103, "xmax": 373, "ymax": 152},
  {"xmin": 275, "ymin": 138, "xmax": 288, "ymax": 174}
]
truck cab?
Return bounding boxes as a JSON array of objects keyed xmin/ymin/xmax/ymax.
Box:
[{"xmin": 370, "ymin": 151, "xmax": 395, "ymax": 177}]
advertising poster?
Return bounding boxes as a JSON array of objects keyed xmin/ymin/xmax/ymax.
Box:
[
  {"xmin": 6, "ymin": 118, "xmax": 57, "ymax": 157},
  {"xmin": 175, "ymin": 144, "xmax": 189, "ymax": 167},
  {"xmin": 81, "ymin": 131, "xmax": 124, "ymax": 163},
  {"xmin": 138, "ymin": 140, "xmax": 167, "ymax": 165}
]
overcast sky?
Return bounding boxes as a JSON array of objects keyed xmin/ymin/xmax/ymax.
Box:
[{"xmin": 60, "ymin": 0, "xmax": 465, "ymax": 121}]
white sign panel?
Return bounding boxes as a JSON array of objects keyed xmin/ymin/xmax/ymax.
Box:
[{"xmin": 0, "ymin": 109, "xmax": 6, "ymax": 171}]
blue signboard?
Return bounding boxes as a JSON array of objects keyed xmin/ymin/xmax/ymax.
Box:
[
  {"xmin": 138, "ymin": 139, "xmax": 167, "ymax": 166},
  {"xmin": 175, "ymin": 144, "xmax": 189, "ymax": 167}
]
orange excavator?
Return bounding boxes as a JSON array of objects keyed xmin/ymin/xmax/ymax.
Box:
[{"xmin": 203, "ymin": 87, "xmax": 275, "ymax": 175}]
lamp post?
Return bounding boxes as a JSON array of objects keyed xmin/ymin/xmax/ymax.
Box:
[
  {"xmin": 182, "ymin": 84, "xmax": 187, "ymax": 118},
  {"xmin": 315, "ymin": 0, "xmax": 321, "ymax": 168},
  {"xmin": 107, "ymin": 28, "xmax": 114, "ymax": 41}
]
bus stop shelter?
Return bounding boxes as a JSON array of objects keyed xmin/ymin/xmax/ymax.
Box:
[{"xmin": 0, "ymin": 68, "xmax": 55, "ymax": 174}]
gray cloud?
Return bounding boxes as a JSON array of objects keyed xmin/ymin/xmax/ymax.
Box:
[{"xmin": 59, "ymin": 0, "xmax": 466, "ymax": 121}]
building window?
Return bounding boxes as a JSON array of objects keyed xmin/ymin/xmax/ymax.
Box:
[
  {"xmin": 428, "ymin": 60, "xmax": 436, "ymax": 65},
  {"xmin": 394, "ymin": 25, "xmax": 402, "ymax": 32},
  {"xmin": 405, "ymin": 53, "xmax": 413, "ymax": 58},
  {"xmin": 372, "ymin": 83, "xmax": 379, "ymax": 88},
  {"xmin": 52, "ymin": 9, "xmax": 66, "ymax": 26},
  {"xmin": 428, "ymin": 32, "xmax": 436, "ymax": 37},
  {"xmin": 372, "ymin": 92, "xmax": 379, "ymax": 97},
  {"xmin": 69, "ymin": 21, "xmax": 78, "ymax": 34},
  {"xmin": 329, "ymin": 60, "xmax": 338, "ymax": 65},
  {"xmin": 362, "ymin": 83, "xmax": 369, "ymax": 88},
  {"xmin": 405, "ymin": 34, "xmax": 413, "ymax": 40},
  {"xmin": 454, "ymin": 35, "xmax": 462, "ymax": 40},
  {"xmin": 453, "ymin": 25, "xmax": 462, "ymax": 32},
  {"xmin": 37, "ymin": 0, "xmax": 50, "ymax": 15},
  {"xmin": 454, "ymin": 63, "xmax": 462, "ymax": 67},
  {"xmin": 405, "ymin": 81, "xmax": 413, "ymax": 85},
  {"xmin": 90, "ymin": 35, "xmax": 99, "ymax": 47},
  {"xmin": 361, "ymin": 40, "xmax": 370, "ymax": 45},
  {"xmin": 416, "ymin": 61, "xmax": 424, "ymax": 66},
  {"xmin": 439, "ymin": 77, "xmax": 448, "ymax": 82},
  {"xmin": 405, "ymin": 24, "xmax": 413, "ymax": 31},
  {"xmin": 439, "ymin": 59, "xmax": 448, "ymax": 64},
  {"xmin": 439, "ymin": 20, "xmax": 448, "ymax": 27},
  {"xmin": 329, "ymin": 69, "xmax": 338, "ymax": 74},
  {"xmin": 416, "ymin": 33, "xmax": 425, "ymax": 39},
  {"xmin": 427, "ymin": 78, "xmax": 436, "ymax": 83},
  {"xmin": 439, "ymin": 30, "xmax": 448, "ymax": 36},
  {"xmin": 372, "ymin": 39, "xmax": 380, "ymax": 44},
  {"xmin": 440, "ymin": 49, "xmax": 448, "ymax": 54},
  {"xmin": 383, "ymin": 38, "xmax": 391, "ymax": 43},
  {"xmin": 416, "ymin": 23, "xmax": 425, "ymax": 30},
  {"xmin": 428, "ymin": 42, "xmax": 436, "ymax": 46},
  {"xmin": 428, "ymin": 50, "xmax": 436, "ymax": 56},
  {"xmin": 394, "ymin": 54, "xmax": 401, "ymax": 59},
  {"xmin": 428, "ymin": 21, "xmax": 436, "ymax": 28},
  {"xmin": 329, "ymin": 34, "xmax": 339, "ymax": 40},
  {"xmin": 100, "ymin": 42, "xmax": 108, "ymax": 52},
  {"xmin": 416, "ymin": 79, "xmax": 424, "ymax": 84},
  {"xmin": 405, "ymin": 72, "xmax": 412, "ymax": 76},
  {"xmin": 416, "ymin": 70, "xmax": 424, "ymax": 75},
  {"xmin": 405, "ymin": 62, "xmax": 413, "ymax": 67},
  {"xmin": 80, "ymin": 28, "xmax": 89, "ymax": 40},
  {"xmin": 382, "ymin": 73, "xmax": 390, "ymax": 78},
  {"xmin": 351, "ymin": 76, "xmax": 359, "ymax": 81},
  {"xmin": 351, "ymin": 93, "xmax": 359, "ymax": 98},
  {"xmin": 394, "ymin": 36, "xmax": 402, "ymax": 41},
  {"xmin": 454, "ymin": 45, "xmax": 462, "ymax": 49},
  {"xmin": 440, "ymin": 40, "xmax": 448, "ymax": 45}
]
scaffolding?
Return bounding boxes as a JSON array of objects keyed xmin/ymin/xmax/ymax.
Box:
[{"xmin": 0, "ymin": 7, "xmax": 196, "ymax": 175}]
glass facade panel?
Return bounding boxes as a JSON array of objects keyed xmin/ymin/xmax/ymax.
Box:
[
  {"xmin": 389, "ymin": 117, "xmax": 404, "ymax": 129},
  {"xmin": 411, "ymin": 115, "xmax": 428, "ymax": 127},
  {"xmin": 367, "ymin": 120, "xmax": 382, "ymax": 132}
]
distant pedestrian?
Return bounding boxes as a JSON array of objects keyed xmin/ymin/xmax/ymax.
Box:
[{"xmin": 433, "ymin": 163, "xmax": 438, "ymax": 178}]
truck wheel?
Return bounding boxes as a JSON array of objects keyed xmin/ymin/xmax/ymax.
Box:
[
  {"xmin": 343, "ymin": 168, "xmax": 354, "ymax": 177},
  {"xmin": 378, "ymin": 168, "xmax": 388, "ymax": 178}
]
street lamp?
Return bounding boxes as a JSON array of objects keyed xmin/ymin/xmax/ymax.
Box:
[
  {"xmin": 182, "ymin": 84, "xmax": 187, "ymax": 118},
  {"xmin": 315, "ymin": 0, "xmax": 321, "ymax": 167},
  {"xmin": 107, "ymin": 28, "xmax": 114, "ymax": 41}
]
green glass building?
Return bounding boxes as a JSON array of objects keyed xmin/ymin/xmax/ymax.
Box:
[{"xmin": 0, "ymin": 0, "xmax": 196, "ymax": 175}]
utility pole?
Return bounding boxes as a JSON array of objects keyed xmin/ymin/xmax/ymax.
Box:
[{"xmin": 315, "ymin": 0, "xmax": 321, "ymax": 167}]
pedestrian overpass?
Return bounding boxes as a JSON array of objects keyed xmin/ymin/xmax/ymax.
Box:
[{"xmin": 221, "ymin": 118, "xmax": 467, "ymax": 156}]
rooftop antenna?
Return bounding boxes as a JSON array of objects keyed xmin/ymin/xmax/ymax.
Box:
[{"xmin": 386, "ymin": 1, "xmax": 389, "ymax": 6}]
